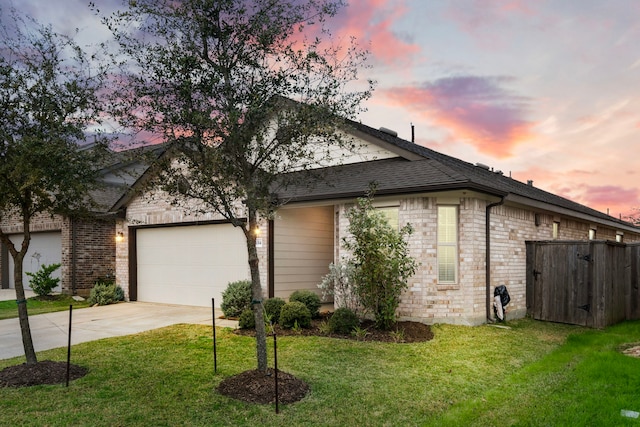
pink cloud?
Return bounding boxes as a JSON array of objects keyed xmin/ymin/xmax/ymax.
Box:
[
  {"xmin": 382, "ymin": 75, "xmax": 534, "ymax": 157},
  {"xmin": 327, "ymin": 0, "xmax": 420, "ymax": 67},
  {"xmin": 516, "ymin": 166, "xmax": 640, "ymax": 218},
  {"xmin": 444, "ymin": 0, "xmax": 536, "ymax": 48},
  {"xmin": 561, "ymin": 184, "xmax": 639, "ymax": 218}
]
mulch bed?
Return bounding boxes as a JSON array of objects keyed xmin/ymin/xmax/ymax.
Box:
[
  {"xmin": 217, "ymin": 368, "xmax": 309, "ymax": 404},
  {"xmin": 220, "ymin": 315, "xmax": 433, "ymax": 405},
  {"xmin": 0, "ymin": 360, "xmax": 88, "ymax": 387},
  {"xmin": 233, "ymin": 315, "xmax": 434, "ymax": 343}
]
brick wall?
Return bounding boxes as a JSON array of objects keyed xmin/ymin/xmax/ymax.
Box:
[
  {"xmin": 63, "ymin": 218, "xmax": 116, "ymax": 297},
  {"xmin": 1, "ymin": 212, "xmax": 115, "ymax": 296},
  {"xmin": 333, "ymin": 195, "xmax": 640, "ymax": 326},
  {"xmin": 488, "ymin": 204, "xmax": 539, "ymax": 321},
  {"xmin": 116, "ymin": 189, "xmax": 268, "ymax": 300},
  {"xmin": 478, "ymin": 203, "xmax": 640, "ymax": 324}
]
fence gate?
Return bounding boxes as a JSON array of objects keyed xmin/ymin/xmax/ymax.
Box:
[{"xmin": 526, "ymin": 241, "xmax": 592, "ymax": 326}]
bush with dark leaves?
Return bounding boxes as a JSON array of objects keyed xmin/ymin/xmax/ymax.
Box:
[
  {"xmin": 289, "ymin": 290, "xmax": 321, "ymax": 319},
  {"xmin": 279, "ymin": 301, "xmax": 311, "ymax": 329},
  {"xmin": 263, "ymin": 297, "xmax": 285, "ymax": 324},
  {"xmin": 328, "ymin": 307, "xmax": 359, "ymax": 334},
  {"xmin": 26, "ymin": 263, "xmax": 61, "ymax": 297},
  {"xmin": 238, "ymin": 308, "xmax": 255, "ymax": 329}
]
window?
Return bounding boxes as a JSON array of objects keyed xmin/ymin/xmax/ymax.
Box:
[
  {"xmin": 438, "ymin": 206, "xmax": 458, "ymax": 283},
  {"xmin": 552, "ymin": 221, "xmax": 560, "ymax": 239},
  {"xmin": 588, "ymin": 228, "xmax": 596, "ymax": 240},
  {"xmin": 376, "ymin": 206, "xmax": 399, "ymax": 230},
  {"xmin": 616, "ymin": 233, "xmax": 624, "ymax": 243}
]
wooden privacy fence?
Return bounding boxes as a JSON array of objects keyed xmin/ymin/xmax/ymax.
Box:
[{"xmin": 526, "ymin": 240, "xmax": 640, "ymax": 328}]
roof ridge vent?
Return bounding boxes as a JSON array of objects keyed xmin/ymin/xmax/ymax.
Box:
[
  {"xmin": 379, "ymin": 127, "xmax": 398, "ymax": 137},
  {"xmin": 475, "ymin": 162, "xmax": 490, "ymax": 170}
]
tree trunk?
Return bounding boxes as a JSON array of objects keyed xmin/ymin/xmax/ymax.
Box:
[
  {"xmin": 14, "ymin": 252, "xmax": 38, "ymax": 365},
  {"xmin": 245, "ymin": 210, "xmax": 268, "ymax": 373}
]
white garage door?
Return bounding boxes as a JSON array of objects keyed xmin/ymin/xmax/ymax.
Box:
[
  {"xmin": 9, "ymin": 231, "xmax": 62, "ymax": 291},
  {"xmin": 136, "ymin": 223, "xmax": 249, "ymax": 307}
]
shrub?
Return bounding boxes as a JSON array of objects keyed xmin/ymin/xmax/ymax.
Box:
[
  {"xmin": 238, "ymin": 308, "xmax": 255, "ymax": 329},
  {"xmin": 263, "ymin": 297, "xmax": 285, "ymax": 324},
  {"xmin": 344, "ymin": 188, "xmax": 418, "ymax": 330},
  {"xmin": 318, "ymin": 320, "xmax": 332, "ymax": 335},
  {"xmin": 26, "ymin": 263, "xmax": 61, "ymax": 297},
  {"xmin": 221, "ymin": 280, "xmax": 252, "ymax": 318},
  {"xmin": 318, "ymin": 261, "xmax": 360, "ymax": 315},
  {"xmin": 328, "ymin": 307, "xmax": 359, "ymax": 334},
  {"xmin": 88, "ymin": 280, "xmax": 125, "ymax": 306},
  {"xmin": 279, "ymin": 301, "xmax": 311, "ymax": 329},
  {"xmin": 289, "ymin": 290, "xmax": 321, "ymax": 319}
]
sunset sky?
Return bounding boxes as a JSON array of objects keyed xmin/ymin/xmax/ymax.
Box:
[{"xmin": 6, "ymin": 0, "xmax": 640, "ymax": 219}]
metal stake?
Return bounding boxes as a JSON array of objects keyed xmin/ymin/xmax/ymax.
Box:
[
  {"xmin": 66, "ymin": 305, "xmax": 72, "ymax": 387},
  {"xmin": 212, "ymin": 298, "xmax": 217, "ymax": 373},
  {"xmin": 274, "ymin": 333, "xmax": 279, "ymax": 414}
]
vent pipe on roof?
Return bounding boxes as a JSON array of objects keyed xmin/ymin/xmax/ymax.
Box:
[
  {"xmin": 379, "ymin": 127, "xmax": 398, "ymax": 137},
  {"xmin": 527, "ymin": 180, "xmax": 534, "ymax": 186},
  {"xmin": 411, "ymin": 123, "xmax": 415, "ymax": 143}
]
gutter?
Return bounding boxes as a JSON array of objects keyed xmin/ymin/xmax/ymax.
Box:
[{"xmin": 486, "ymin": 195, "xmax": 506, "ymax": 322}]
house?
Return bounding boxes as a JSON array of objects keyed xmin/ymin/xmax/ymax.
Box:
[
  {"xmin": 111, "ymin": 120, "xmax": 640, "ymax": 325},
  {"xmin": 0, "ymin": 147, "xmax": 154, "ymax": 297}
]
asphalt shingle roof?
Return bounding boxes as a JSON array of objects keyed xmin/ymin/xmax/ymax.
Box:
[{"xmin": 278, "ymin": 120, "xmax": 637, "ymax": 229}]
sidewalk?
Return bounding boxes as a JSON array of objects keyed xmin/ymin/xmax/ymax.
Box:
[{"xmin": 0, "ymin": 301, "xmax": 237, "ymax": 360}]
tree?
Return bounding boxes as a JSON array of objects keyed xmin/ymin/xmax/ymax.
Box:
[
  {"xmin": 100, "ymin": 0, "xmax": 372, "ymax": 372},
  {"xmin": 343, "ymin": 189, "xmax": 417, "ymax": 330},
  {"xmin": 0, "ymin": 10, "xmax": 108, "ymax": 364},
  {"xmin": 625, "ymin": 209, "xmax": 640, "ymax": 226}
]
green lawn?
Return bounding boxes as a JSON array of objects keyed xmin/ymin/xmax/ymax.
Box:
[
  {"xmin": 0, "ymin": 294, "xmax": 92, "ymax": 320},
  {"xmin": 1, "ymin": 318, "xmax": 639, "ymax": 426}
]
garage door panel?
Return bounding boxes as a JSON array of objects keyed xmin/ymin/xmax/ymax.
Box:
[
  {"xmin": 136, "ymin": 223, "xmax": 249, "ymax": 307},
  {"xmin": 8, "ymin": 232, "xmax": 62, "ymax": 291}
]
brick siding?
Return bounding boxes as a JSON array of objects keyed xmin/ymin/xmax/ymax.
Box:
[
  {"xmin": 62, "ymin": 218, "xmax": 116, "ymax": 297},
  {"xmin": 333, "ymin": 196, "xmax": 640, "ymax": 326},
  {"xmin": 1, "ymin": 212, "xmax": 115, "ymax": 296}
]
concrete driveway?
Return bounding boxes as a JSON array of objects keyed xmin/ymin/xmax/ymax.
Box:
[
  {"xmin": 0, "ymin": 289, "xmax": 35, "ymax": 301},
  {"xmin": 0, "ymin": 297, "xmax": 237, "ymax": 361}
]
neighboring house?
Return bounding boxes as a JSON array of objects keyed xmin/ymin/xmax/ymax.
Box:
[
  {"xmin": 0, "ymin": 147, "xmax": 151, "ymax": 297},
  {"xmin": 111, "ymin": 120, "xmax": 640, "ymax": 325}
]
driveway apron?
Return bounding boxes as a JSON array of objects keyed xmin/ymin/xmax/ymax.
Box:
[{"xmin": 0, "ymin": 301, "xmax": 237, "ymax": 361}]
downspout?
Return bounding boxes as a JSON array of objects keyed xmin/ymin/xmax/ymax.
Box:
[{"xmin": 486, "ymin": 196, "xmax": 506, "ymax": 322}]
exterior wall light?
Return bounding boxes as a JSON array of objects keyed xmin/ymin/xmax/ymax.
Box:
[{"xmin": 115, "ymin": 231, "xmax": 124, "ymax": 243}]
